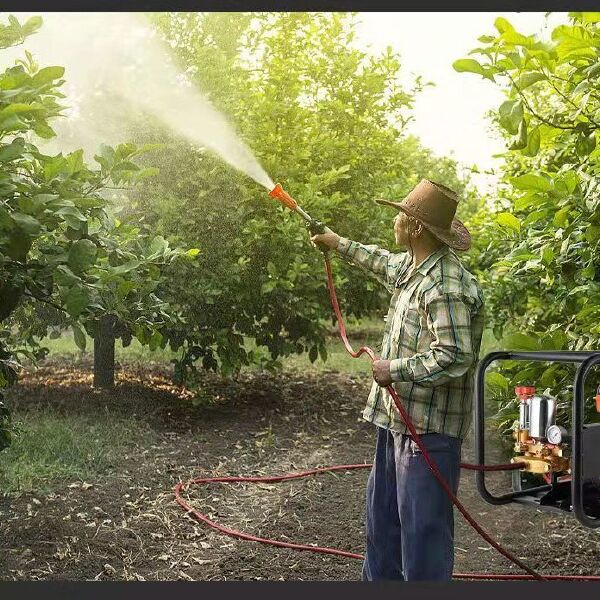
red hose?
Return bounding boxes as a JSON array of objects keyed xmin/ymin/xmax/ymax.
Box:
[{"xmin": 174, "ymin": 253, "xmax": 600, "ymax": 581}]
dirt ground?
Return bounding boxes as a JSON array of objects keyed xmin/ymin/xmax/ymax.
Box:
[{"xmin": 1, "ymin": 362, "xmax": 599, "ymax": 581}]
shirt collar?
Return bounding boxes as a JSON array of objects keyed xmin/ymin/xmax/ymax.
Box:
[{"xmin": 415, "ymin": 245, "xmax": 450, "ymax": 276}]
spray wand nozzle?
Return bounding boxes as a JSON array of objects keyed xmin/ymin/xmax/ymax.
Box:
[{"xmin": 268, "ymin": 183, "xmax": 327, "ymax": 239}]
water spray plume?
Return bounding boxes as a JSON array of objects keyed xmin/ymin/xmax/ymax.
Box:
[{"xmin": 8, "ymin": 13, "xmax": 275, "ymax": 191}]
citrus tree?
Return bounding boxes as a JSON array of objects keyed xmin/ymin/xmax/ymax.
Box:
[
  {"xmin": 116, "ymin": 12, "xmax": 476, "ymax": 379},
  {"xmin": 0, "ymin": 15, "xmax": 192, "ymax": 450},
  {"xmin": 455, "ymin": 12, "xmax": 600, "ymax": 428}
]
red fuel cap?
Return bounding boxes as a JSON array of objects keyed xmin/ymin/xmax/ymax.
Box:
[{"xmin": 515, "ymin": 386, "xmax": 535, "ymax": 397}]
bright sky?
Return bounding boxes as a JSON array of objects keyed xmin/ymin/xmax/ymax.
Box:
[
  {"xmin": 354, "ymin": 12, "xmax": 569, "ymax": 193},
  {"xmin": 5, "ymin": 11, "xmax": 569, "ymax": 194}
]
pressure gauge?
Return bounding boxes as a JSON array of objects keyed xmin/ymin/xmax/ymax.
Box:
[{"xmin": 546, "ymin": 424, "xmax": 569, "ymax": 445}]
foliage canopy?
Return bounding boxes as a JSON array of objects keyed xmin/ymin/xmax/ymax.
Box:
[
  {"xmin": 0, "ymin": 15, "xmax": 191, "ymax": 450},
  {"xmin": 455, "ymin": 12, "xmax": 600, "ymax": 428}
]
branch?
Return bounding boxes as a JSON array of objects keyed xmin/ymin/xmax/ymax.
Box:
[
  {"xmin": 506, "ymin": 73, "xmax": 575, "ymax": 131},
  {"xmin": 22, "ymin": 290, "xmax": 66, "ymax": 314},
  {"xmin": 533, "ymin": 57, "xmax": 600, "ymax": 129}
]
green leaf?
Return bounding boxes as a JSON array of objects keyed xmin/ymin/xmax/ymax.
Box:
[
  {"xmin": 308, "ymin": 345, "xmax": 318, "ymax": 363},
  {"xmin": 10, "ymin": 212, "xmax": 41, "ymax": 234},
  {"xmin": 486, "ymin": 372, "xmax": 509, "ymax": 392},
  {"xmin": 64, "ymin": 285, "xmax": 90, "ymax": 318},
  {"xmin": 146, "ymin": 235, "xmax": 168, "ymax": 259},
  {"xmin": 503, "ymin": 332, "xmax": 539, "ymax": 351},
  {"xmin": 552, "ymin": 25, "xmax": 596, "ymax": 60},
  {"xmin": 56, "ymin": 205, "xmax": 86, "ymax": 222},
  {"xmin": 111, "ymin": 260, "xmax": 141, "ymax": 275},
  {"xmin": 2, "ymin": 231, "xmax": 31, "ymax": 260},
  {"xmin": 43, "ymin": 156, "xmax": 67, "ymax": 181},
  {"xmin": 494, "ymin": 17, "xmax": 515, "ymax": 34},
  {"xmin": 67, "ymin": 239, "xmax": 97, "ymax": 273},
  {"xmin": 514, "ymin": 72, "xmax": 545, "ymax": 90},
  {"xmin": 573, "ymin": 80, "xmax": 590, "ymax": 95},
  {"xmin": 522, "ymin": 126, "xmax": 540, "ymax": 157},
  {"xmin": 495, "ymin": 212, "xmax": 521, "ymax": 232},
  {"xmin": 452, "ymin": 59, "xmax": 486, "ymax": 77},
  {"xmin": 585, "ymin": 225, "xmax": 600, "ymax": 243},
  {"xmin": 185, "ymin": 248, "xmax": 200, "ymax": 258},
  {"xmin": 510, "ymin": 174, "xmax": 552, "ymax": 192},
  {"xmin": 513, "ymin": 193, "xmax": 546, "ymax": 211},
  {"xmin": 266, "ymin": 261, "xmax": 277, "ymax": 277},
  {"xmin": 22, "ymin": 16, "xmax": 43, "ymax": 36},
  {"xmin": 66, "ymin": 149, "xmax": 84, "ymax": 175},
  {"xmin": 32, "ymin": 66, "xmax": 65, "ymax": 86},
  {"xmin": 541, "ymin": 246, "xmax": 554, "ymax": 265},
  {"xmin": 148, "ymin": 330, "xmax": 163, "ymax": 352},
  {"xmin": 575, "ymin": 132, "xmax": 596, "ymax": 157},
  {"xmin": 72, "ymin": 324, "xmax": 87, "ymax": 351},
  {"xmin": 0, "ymin": 102, "xmax": 45, "ymax": 118},
  {"xmin": 0, "ymin": 137, "xmax": 25, "ymax": 162},
  {"xmin": 553, "ymin": 207, "xmax": 569, "ymax": 228},
  {"xmin": 319, "ymin": 344, "xmax": 328, "ymax": 362},
  {"xmin": 498, "ymin": 100, "xmax": 524, "ymax": 135},
  {"xmin": 33, "ymin": 122, "xmax": 56, "ymax": 139},
  {"xmin": 555, "ymin": 171, "xmax": 579, "ymax": 195},
  {"xmin": 509, "ymin": 119, "xmax": 528, "ymax": 150}
]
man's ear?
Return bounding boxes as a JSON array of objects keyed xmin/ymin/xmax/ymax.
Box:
[{"xmin": 410, "ymin": 219, "xmax": 423, "ymax": 238}]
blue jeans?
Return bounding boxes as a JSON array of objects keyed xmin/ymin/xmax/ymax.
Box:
[{"xmin": 362, "ymin": 426, "xmax": 462, "ymax": 581}]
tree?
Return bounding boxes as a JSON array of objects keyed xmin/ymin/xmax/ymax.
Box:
[
  {"xmin": 120, "ymin": 12, "xmax": 475, "ymax": 379},
  {"xmin": 454, "ymin": 12, "xmax": 600, "ymax": 428},
  {"xmin": 0, "ymin": 15, "xmax": 191, "ymax": 450}
]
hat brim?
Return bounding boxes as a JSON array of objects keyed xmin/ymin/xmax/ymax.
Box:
[{"xmin": 375, "ymin": 198, "xmax": 471, "ymax": 251}]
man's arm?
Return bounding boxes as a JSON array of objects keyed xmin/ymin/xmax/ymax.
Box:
[
  {"xmin": 311, "ymin": 229, "xmax": 406, "ymax": 291},
  {"xmin": 388, "ymin": 292, "xmax": 476, "ymax": 386}
]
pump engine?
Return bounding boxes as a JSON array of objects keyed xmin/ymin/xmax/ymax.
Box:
[{"xmin": 475, "ymin": 351, "xmax": 600, "ymax": 528}]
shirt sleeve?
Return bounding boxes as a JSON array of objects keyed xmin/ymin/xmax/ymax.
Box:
[
  {"xmin": 389, "ymin": 291, "xmax": 476, "ymax": 386},
  {"xmin": 335, "ymin": 236, "xmax": 407, "ymax": 291}
]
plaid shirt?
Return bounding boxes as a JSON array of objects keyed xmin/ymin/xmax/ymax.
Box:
[{"xmin": 335, "ymin": 237, "xmax": 485, "ymax": 439}]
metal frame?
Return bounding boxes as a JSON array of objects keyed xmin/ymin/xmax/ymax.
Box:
[{"xmin": 474, "ymin": 350, "xmax": 600, "ymax": 528}]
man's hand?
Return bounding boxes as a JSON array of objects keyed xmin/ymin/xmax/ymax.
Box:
[
  {"xmin": 311, "ymin": 227, "xmax": 340, "ymax": 251},
  {"xmin": 372, "ymin": 359, "xmax": 392, "ymax": 387}
]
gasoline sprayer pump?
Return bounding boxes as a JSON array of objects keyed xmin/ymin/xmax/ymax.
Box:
[{"xmin": 475, "ymin": 351, "xmax": 600, "ymax": 528}]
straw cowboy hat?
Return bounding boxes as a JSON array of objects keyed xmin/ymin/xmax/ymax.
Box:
[{"xmin": 375, "ymin": 179, "xmax": 471, "ymax": 251}]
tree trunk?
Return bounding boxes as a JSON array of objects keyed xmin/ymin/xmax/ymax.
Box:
[{"xmin": 94, "ymin": 315, "xmax": 116, "ymax": 388}]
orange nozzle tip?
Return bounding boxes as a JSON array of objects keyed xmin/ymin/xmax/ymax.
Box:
[
  {"xmin": 269, "ymin": 183, "xmax": 283, "ymax": 198},
  {"xmin": 267, "ymin": 182, "xmax": 298, "ymax": 210}
]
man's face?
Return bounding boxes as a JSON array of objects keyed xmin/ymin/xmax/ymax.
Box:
[{"xmin": 393, "ymin": 212, "xmax": 411, "ymax": 247}]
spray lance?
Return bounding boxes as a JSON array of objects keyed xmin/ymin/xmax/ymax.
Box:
[{"xmin": 268, "ymin": 183, "xmax": 329, "ymax": 249}]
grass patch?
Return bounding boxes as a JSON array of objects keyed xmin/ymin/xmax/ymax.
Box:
[
  {"xmin": 0, "ymin": 408, "xmax": 154, "ymax": 494},
  {"xmin": 39, "ymin": 332, "xmax": 178, "ymax": 364}
]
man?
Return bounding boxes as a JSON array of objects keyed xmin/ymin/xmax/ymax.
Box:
[{"xmin": 311, "ymin": 179, "xmax": 485, "ymax": 581}]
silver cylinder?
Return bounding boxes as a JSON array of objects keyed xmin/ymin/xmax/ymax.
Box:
[
  {"xmin": 545, "ymin": 397, "xmax": 557, "ymax": 432},
  {"xmin": 519, "ymin": 400, "xmax": 530, "ymax": 429},
  {"xmin": 529, "ymin": 395, "xmax": 557, "ymax": 440}
]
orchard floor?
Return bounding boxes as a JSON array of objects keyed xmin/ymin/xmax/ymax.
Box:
[{"xmin": 1, "ymin": 362, "xmax": 599, "ymax": 581}]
